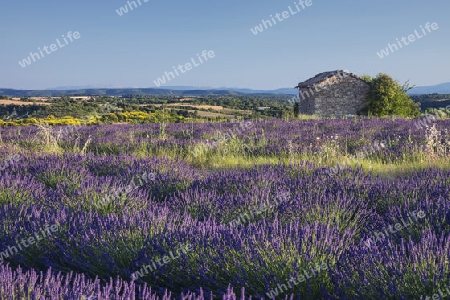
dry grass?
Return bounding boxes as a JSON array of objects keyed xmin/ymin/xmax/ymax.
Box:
[
  {"xmin": 147, "ymin": 103, "xmax": 252, "ymax": 118},
  {"xmin": 195, "ymin": 111, "xmax": 235, "ymax": 118},
  {"xmin": 29, "ymin": 97, "xmax": 52, "ymax": 102},
  {"xmin": 171, "ymin": 104, "xmax": 224, "ymax": 110},
  {"xmin": 150, "ymin": 104, "xmax": 225, "ymax": 110},
  {"xmin": 0, "ymin": 100, "xmax": 51, "ymax": 106}
]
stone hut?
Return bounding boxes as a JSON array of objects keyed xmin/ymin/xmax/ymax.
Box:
[{"xmin": 294, "ymin": 70, "xmax": 370, "ymax": 117}]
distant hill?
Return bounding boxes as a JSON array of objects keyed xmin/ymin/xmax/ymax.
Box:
[
  {"xmin": 2, "ymin": 82, "xmax": 450, "ymax": 98},
  {"xmin": 410, "ymin": 94, "xmax": 450, "ymax": 110},
  {"xmin": 0, "ymin": 87, "xmax": 298, "ymax": 97},
  {"xmin": 0, "ymin": 88, "xmax": 244, "ymax": 97},
  {"xmin": 45, "ymin": 85, "xmax": 136, "ymax": 90},
  {"xmin": 208, "ymin": 87, "xmax": 297, "ymax": 95},
  {"xmin": 409, "ymin": 82, "xmax": 450, "ymax": 95},
  {"xmin": 138, "ymin": 86, "xmax": 297, "ymax": 95}
]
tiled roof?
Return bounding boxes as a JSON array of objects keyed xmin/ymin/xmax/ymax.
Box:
[{"xmin": 295, "ymin": 70, "xmax": 348, "ymax": 89}]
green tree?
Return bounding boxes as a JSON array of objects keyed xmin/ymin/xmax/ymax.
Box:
[
  {"xmin": 362, "ymin": 73, "xmax": 420, "ymax": 118},
  {"xmin": 360, "ymin": 75, "xmax": 372, "ymax": 83},
  {"xmin": 293, "ymin": 102, "xmax": 299, "ymax": 116}
]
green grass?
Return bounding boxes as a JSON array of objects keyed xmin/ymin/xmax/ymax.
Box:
[{"xmin": 159, "ymin": 147, "xmax": 450, "ymax": 176}]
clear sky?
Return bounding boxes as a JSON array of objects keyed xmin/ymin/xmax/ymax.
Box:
[{"xmin": 1, "ymin": 0, "xmax": 448, "ymax": 90}]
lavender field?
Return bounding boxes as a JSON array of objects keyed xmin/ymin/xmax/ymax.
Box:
[{"xmin": 0, "ymin": 118, "xmax": 450, "ymax": 299}]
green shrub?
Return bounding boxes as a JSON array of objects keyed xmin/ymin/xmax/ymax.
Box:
[{"xmin": 362, "ymin": 73, "xmax": 421, "ymax": 118}]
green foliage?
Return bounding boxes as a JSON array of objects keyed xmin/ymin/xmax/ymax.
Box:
[
  {"xmin": 362, "ymin": 73, "xmax": 421, "ymax": 118},
  {"xmin": 1, "ymin": 94, "xmax": 291, "ymax": 125},
  {"xmin": 293, "ymin": 102, "xmax": 299, "ymax": 116},
  {"xmin": 360, "ymin": 75, "xmax": 372, "ymax": 83},
  {"xmin": 0, "ymin": 188, "xmax": 31, "ymax": 205},
  {"xmin": 411, "ymin": 94, "xmax": 450, "ymax": 111}
]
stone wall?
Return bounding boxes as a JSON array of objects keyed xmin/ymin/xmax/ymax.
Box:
[{"xmin": 298, "ymin": 74, "xmax": 370, "ymax": 117}]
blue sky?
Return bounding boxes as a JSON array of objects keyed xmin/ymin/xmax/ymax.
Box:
[{"xmin": 1, "ymin": 0, "xmax": 448, "ymax": 90}]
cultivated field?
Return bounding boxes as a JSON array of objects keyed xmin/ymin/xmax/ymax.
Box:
[
  {"xmin": 150, "ymin": 103, "xmax": 253, "ymax": 119},
  {"xmin": 0, "ymin": 118, "xmax": 449, "ymax": 299},
  {"xmin": 0, "ymin": 99, "xmax": 51, "ymax": 106}
]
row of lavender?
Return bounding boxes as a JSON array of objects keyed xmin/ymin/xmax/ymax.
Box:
[
  {"xmin": 1, "ymin": 118, "xmax": 448, "ymax": 160},
  {"xmin": 0, "ymin": 141, "xmax": 449, "ymax": 298},
  {"xmin": 0, "ymin": 120, "xmax": 450, "ymax": 299}
]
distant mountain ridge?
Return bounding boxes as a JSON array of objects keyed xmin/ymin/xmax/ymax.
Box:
[
  {"xmin": 1, "ymin": 82, "xmax": 449, "ymax": 97},
  {"xmin": 409, "ymin": 82, "xmax": 450, "ymax": 95},
  {"xmin": 0, "ymin": 87, "xmax": 298, "ymax": 97}
]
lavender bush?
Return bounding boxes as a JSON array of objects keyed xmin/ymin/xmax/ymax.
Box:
[{"xmin": 0, "ymin": 118, "xmax": 448, "ymax": 299}]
